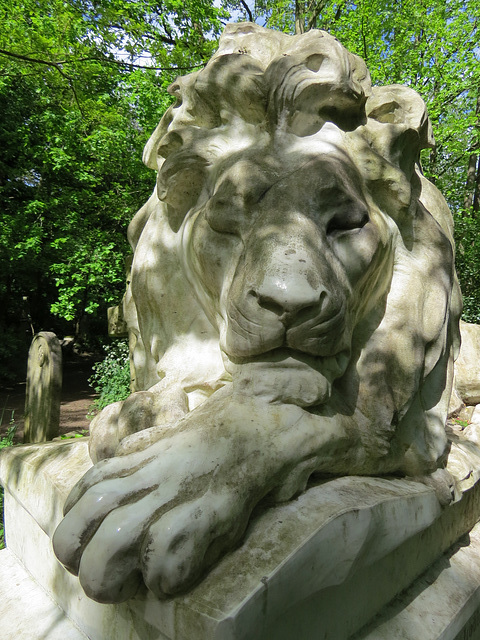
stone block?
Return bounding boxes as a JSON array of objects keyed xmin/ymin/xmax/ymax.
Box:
[
  {"xmin": 455, "ymin": 321, "xmax": 480, "ymax": 405},
  {"xmin": 107, "ymin": 305, "xmax": 128, "ymax": 338},
  {"xmin": 3, "ymin": 439, "xmax": 480, "ymax": 639},
  {"xmin": 356, "ymin": 524, "xmax": 480, "ymax": 640},
  {"xmin": 0, "ymin": 548, "xmax": 88, "ymax": 640}
]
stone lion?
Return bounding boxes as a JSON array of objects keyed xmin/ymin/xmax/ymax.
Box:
[{"xmin": 53, "ymin": 23, "xmax": 461, "ymax": 603}]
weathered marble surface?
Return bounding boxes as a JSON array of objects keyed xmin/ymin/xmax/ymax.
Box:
[
  {"xmin": 24, "ymin": 331, "xmax": 62, "ymax": 443},
  {"xmin": 355, "ymin": 519, "xmax": 480, "ymax": 640},
  {"xmin": 0, "ymin": 548, "xmax": 88, "ymax": 640},
  {"xmin": 53, "ymin": 23, "xmax": 462, "ymax": 603},
  {"xmin": 454, "ymin": 321, "xmax": 480, "ymax": 406},
  {"xmin": 3, "ymin": 437, "xmax": 480, "ymax": 639}
]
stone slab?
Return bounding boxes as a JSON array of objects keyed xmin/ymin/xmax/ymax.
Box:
[
  {"xmin": 5, "ymin": 504, "xmax": 480, "ymax": 640},
  {"xmin": 2, "ymin": 492, "xmax": 170, "ymax": 640},
  {"xmin": 0, "ymin": 438, "xmax": 93, "ymax": 537},
  {"xmin": 3, "ymin": 439, "xmax": 480, "ymax": 639},
  {"xmin": 455, "ymin": 321, "xmax": 480, "ymax": 405},
  {"xmin": 355, "ymin": 520, "xmax": 480, "ymax": 640},
  {"xmin": 0, "ymin": 548, "xmax": 88, "ymax": 640}
]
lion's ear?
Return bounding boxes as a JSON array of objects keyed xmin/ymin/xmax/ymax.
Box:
[
  {"xmin": 364, "ymin": 85, "xmax": 434, "ymax": 179},
  {"xmin": 143, "ymin": 120, "xmax": 168, "ymax": 171}
]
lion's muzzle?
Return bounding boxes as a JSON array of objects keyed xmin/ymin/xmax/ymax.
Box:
[{"xmin": 225, "ymin": 220, "xmax": 351, "ymax": 362}]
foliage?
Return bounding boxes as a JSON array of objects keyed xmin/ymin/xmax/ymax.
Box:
[
  {"xmin": 0, "ymin": 327, "xmax": 29, "ymax": 384},
  {"xmin": 60, "ymin": 431, "xmax": 88, "ymax": 439},
  {"xmin": 0, "ymin": 420, "xmax": 17, "ymax": 451},
  {"xmin": 0, "ymin": 416, "xmax": 17, "ymax": 550},
  {"xmin": 1, "ymin": 0, "xmax": 480, "ymax": 373},
  {"xmin": 0, "ymin": 0, "xmax": 227, "ymax": 360},
  {"xmin": 88, "ymin": 339, "xmax": 131, "ymax": 412},
  {"xmin": 454, "ymin": 215, "xmax": 480, "ymax": 324}
]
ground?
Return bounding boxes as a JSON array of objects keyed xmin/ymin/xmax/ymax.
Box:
[{"xmin": 0, "ymin": 354, "xmax": 97, "ymax": 443}]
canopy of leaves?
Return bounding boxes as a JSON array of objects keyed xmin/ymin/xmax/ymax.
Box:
[{"xmin": 0, "ymin": 0, "xmax": 226, "ymax": 374}]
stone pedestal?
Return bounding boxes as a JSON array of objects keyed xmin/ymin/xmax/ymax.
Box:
[
  {"xmin": 356, "ymin": 527, "xmax": 480, "ymax": 640},
  {"xmin": 2, "ymin": 439, "xmax": 480, "ymax": 639}
]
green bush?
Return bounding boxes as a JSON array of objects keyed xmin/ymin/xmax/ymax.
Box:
[
  {"xmin": 0, "ymin": 418, "xmax": 17, "ymax": 550},
  {"xmin": 455, "ymin": 215, "xmax": 480, "ymax": 325},
  {"xmin": 88, "ymin": 339, "xmax": 131, "ymax": 414}
]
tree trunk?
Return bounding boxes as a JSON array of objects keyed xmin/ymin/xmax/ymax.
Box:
[
  {"xmin": 473, "ymin": 157, "xmax": 480, "ymax": 214},
  {"xmin": 295, "ymin": 0, "xmax": 305, "ymax": 33},
  {"xmin": 464, "ymin": 154, "xmax": 478, "ymax": 212},
  {"xmin": 464, "ymin": 92, "xmax": 480, "ymax": 215}
]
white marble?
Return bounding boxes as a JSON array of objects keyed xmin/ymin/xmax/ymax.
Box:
[
  {"xmin": 50, "ymin": 22, "xmax": 462, "ymax": 603},
  {"xmin": 0, "ymin": 548, "xmax": 88, "ymax": 640},
  {"xmin": 454, "ymin": 321, "xmax": 480, "ymax": 405},
  {"xmin": 3, "ymin": 439, "xmax": 480, "ymax": 639},
  {"xmin": 356, "ymin": 520, "xmax": 480, "ymax": 640}
]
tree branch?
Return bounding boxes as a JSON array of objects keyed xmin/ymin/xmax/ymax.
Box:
[
  {"xmin": 334, "ymin": 2, "xmax": 345, "ymax": 20},
  {"xmin": 107, "ymin": 23, "xmax": 177, "ymax": 46},
  {"xmin": 75, "ymin": 56, "xmax": 205, "ymax": 71},
  {"xmin": 0, "ymin": 47, "xmax": 64, "ymax": 69},
  {"xmin": 0, "ymin": 48, "xmax": 205, "ymax": 72},
  {"xmin": 0, "ymin": 48, "xmax": 84, "ymax": 114},
  {"xmin": 239, "ymin": 0, "xmax": 254, "ymax": 22},
  {"xmin": 306, "ymin": 0, "xmax": 328, "ymax": 31}
]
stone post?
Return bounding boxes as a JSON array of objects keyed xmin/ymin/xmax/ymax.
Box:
[{"xmin": 24, "ymin": 331, "xmax": 62, "ymax": 443}]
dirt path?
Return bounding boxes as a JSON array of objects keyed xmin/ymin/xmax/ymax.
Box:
[{"xmin": 0, "ymin": 355, "xmax": 98, "ymax": 444}]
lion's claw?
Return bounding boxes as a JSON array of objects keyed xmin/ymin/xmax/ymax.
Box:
[
  {"xmin": 141, "ymin": 491, "xmax": 248, "ymax": 597},
  {"xmin": 55, "ymin": 455, "xmax": 250, "ymax": 601}
]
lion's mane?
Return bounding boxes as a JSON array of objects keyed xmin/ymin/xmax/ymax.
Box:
[{"xmin": 123, "ymin": 23, "xmax": 461, "ymax": 475}]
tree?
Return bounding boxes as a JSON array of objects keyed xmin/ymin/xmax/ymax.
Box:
[
  {"xmin": 1, "ymin": 0, "xmax": 479, "ymax": 382},
  {"xmin": 0, "ymin": 0, "xmax": 227, "ymax": 372}
]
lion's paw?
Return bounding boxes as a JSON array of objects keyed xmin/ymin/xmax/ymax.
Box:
[
  {"xmin": 53, "ymin": 435, "xmax": 238, "ymax": 600},
  {"xmin": 53, "ymin": 395, "xmax": 326, "ymax": 602}
]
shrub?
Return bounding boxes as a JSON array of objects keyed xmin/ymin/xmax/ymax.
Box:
[
  {"xmin": 0, "ymin": 417, "xmax": 17, "ymax": 550},
  {"xmin": 455, "ymin": 215, "xmax": 480, "ymax": 324},
  {"xmin": 0, "ymin": 327, "xmax": 29, "ymax": 385},
  {"xmin": 88, "ymin": 339, "xmax": 131, "ymax": 414}
]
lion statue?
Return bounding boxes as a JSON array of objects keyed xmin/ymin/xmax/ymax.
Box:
[{"xmin": 53, "ymin": 23, "xmax": 461, "ymax": 604}]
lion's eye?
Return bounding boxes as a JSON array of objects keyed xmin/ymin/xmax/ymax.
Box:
[
  {"xmin": 326, "ymin": 206, "xmax": 369, "ymax": 235},
  {"xmin": 205, "ymin": 196, "xmax": 242, "ymax": 234}
]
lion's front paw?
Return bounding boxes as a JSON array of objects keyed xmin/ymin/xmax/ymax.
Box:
[
  {"xmin": 53, "ymin": 429, "xmax": 248, "ymax": 601},
  {"xmin": 53, "ymin": 395, "xmax": 327, "ymax": 602}
]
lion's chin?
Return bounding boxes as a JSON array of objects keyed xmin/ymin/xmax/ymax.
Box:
[{"xmin": 227, "ymin": 348, "xmax": 349, "ymax": 407}]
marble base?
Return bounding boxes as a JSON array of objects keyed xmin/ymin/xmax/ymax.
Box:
[
  {"xmin": 2, "ymin": 439, "xmax": 480, "ymax": 639},
  {"xmin": 356, "ymin": 524, "xmax": 480, "ymax": 640},
  {"xmin": 0, "ymin": 547, "xmax": 87, "ymax": 640}
]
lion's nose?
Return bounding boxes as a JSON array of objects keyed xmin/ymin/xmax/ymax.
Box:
[{"xmin": 250, "ymin": 275, "xmax": 327, "ymax": 320}]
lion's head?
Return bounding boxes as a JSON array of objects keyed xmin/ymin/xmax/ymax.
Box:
[{"xmin": 125, "ymin": 23, "xmax": 461, "ymax": 475}]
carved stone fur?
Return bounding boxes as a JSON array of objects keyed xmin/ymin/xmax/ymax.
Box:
[{"xmin": 53, "ymin": 23, "xmax": 461, "ymax": 604}]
